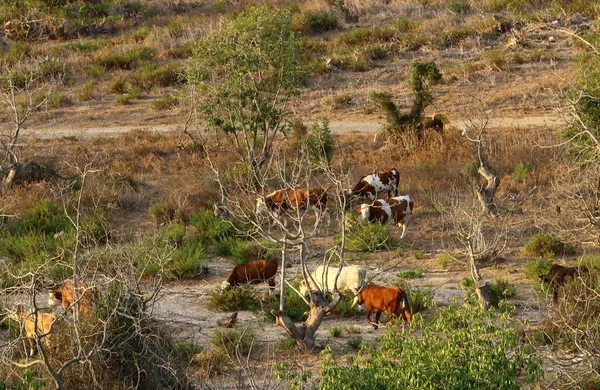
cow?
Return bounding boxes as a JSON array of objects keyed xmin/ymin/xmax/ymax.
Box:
[
  {"xmin": 540, "ymin": 264, "xmax": 589, "ymax": 302},
  {"xmin": 419, "ymin": 114, "xmax": 444, "ymax": 133},
  {"xmin": 347, "ymin": 168, "xmax": 399, "ymax": 203},
  {"xmin": 9, "ymin": 306, "xmax": 56, "ymax": 357},
  {"xmin": 299, "ymin": 265, "xmax": 366, "ymax": 305},
  {"xmin": 357, "ymin": 195, "xmax": 414, "ymax": 238},
  {"xmin": 221, "ymin": 258, "xmax": 279, "ymax": 294},
  {"xmin": 256, "ymin": 187, "xmax": 329, "ymax": 227},
  {"xmin": 48, "ymin": 281, "xmax": 97, "ymax": 316},
  {"xmin": 213, "ymin": 201, "xmax": 230, "ymax": 218},
  {"xmin": 355, "ymin": 284, "xmax": 412, "ymax": 329}
]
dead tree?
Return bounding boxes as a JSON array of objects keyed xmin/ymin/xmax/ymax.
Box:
[
  {"xmin": 462, "ymin": 118, "xmax": 500, "ymax": 215},
  {"xmin": 206, "ymin": 131, "xmax": 351, "ymax": 350}
]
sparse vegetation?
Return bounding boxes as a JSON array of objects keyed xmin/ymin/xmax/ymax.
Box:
[{"xmin": 522, "ymin": 233, "xmax": 577, "ymax": 258}]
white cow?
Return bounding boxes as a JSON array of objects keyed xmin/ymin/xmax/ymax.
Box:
[
  {"xmin": 299, "ymin": 265, "xmax": 366, "ymax": 304},
  {"xmin": 358, "ymin": 195, "xmax": 414, "ymax": 239}
]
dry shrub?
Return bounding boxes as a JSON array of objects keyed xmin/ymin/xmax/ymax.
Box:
[{"xmin": 192, "ymin": 350, "xmax": 229, "ymax": 378}]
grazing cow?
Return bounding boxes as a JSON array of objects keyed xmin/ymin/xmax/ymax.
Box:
[
  {"xmin": 299, "ymin": 265, "xmax": 366, "ymax": 304},
  {"xmin": 213, "ymin": 201, "xmax": 230, "ymax": 218},
  {"xmin": 9, "ymin": 306, "xmax": 56, "ymax": 357},
  {"xmin": 358, "ymin": 195, "xmax": 414, "ymax": 238},
  {"xmin": 221, "ymin": 259, "xmax": 279, "ymax": 293},
  {"xmin": 48, "ymin": 281, "xmax": 97, "ymax": 316},
  {"xmin": 356, "ymin": 284, "xmax": 412, "ymax": 329},
  {"xmin": 256, "ymin": 187, "xmax": 329, "ymax": 227},
  {"xmin": 347, "ymin": 168, "xmax": 399, "ymax": 202},
  {"xmin": 541, "ymin": 264, "xmax": 589, "ymax": 302},
  {"xmin": 419, "ymin": 114, "xmax": 444, "ymax": 133}
]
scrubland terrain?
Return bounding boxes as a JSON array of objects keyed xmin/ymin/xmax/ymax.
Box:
[{"xmin": 2, "ymin": 0, "xmax": 600, "ymax": 389}]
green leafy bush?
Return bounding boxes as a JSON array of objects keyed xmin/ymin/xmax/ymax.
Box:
[
  {"xmin": 169, "ymin": 240, "xmax": 205, "ymax": 280},
  {"xmin": 522, "ymin": 233, "xmax": 576, "ymax": 258},
  {"xmin": 339, "ymin": 221, "xmax": 393, "ymax": 252},
  {"xmin": 207, "ymin": 285, "xmax": 260, "ymax": 312},
  {"xmin": 523, "ymin": 258, "xmax": 553, "ymax": 284},
  {"xmin": 301, "ymin": 119, "xmax": 334, "ymax": 167},
  {"xmin": 320, "ymin": 305, "xmax": 543, "ymax": 389},
  {"xmin": 189, "ymin": 210, "xmax": 235, "ymax": 246},
  {"xmin": 514, "ymin": 162, "xmax": 533, "ymax": 182}
]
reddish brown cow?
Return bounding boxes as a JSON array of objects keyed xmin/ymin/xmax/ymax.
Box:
[
  {"xmin": 222, "ymin": 259, "xmax": 279, "ymax": 293},
  {"xmin": 256, "ymin": 187, "xmax": 329, "ymax": 227},
  {"xmin": 347, "ymin": 168, "xmax": 399, "ymax": 202},
  {"xmin": 358, "ymin": 195, "xmax": 414, "ymax": 238},
  {"xmin": 356, "ymin": 284, "xmax": 412, "ymax": 329},
  {"xmin": 541, "ymin": 264, "xmax": 589, "ymax": 302},
  {"xmin": 48, "ymin": 281, "xmax": 97, "ymax": 315}
]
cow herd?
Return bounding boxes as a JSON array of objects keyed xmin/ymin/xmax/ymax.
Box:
[{"xmin": 7, "ymin": 168, "xmax": 593, "ymax": 358}]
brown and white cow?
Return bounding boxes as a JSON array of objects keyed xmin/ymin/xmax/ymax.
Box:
[
  {"xmin": 355, "ymin": 284, "xmax": 412, "ymax": 329},
  {"xmin": 347, "ymin": 168, "xmax": 399, "ymax": 202},
  {"xmin": 256, "ymin": 187, "xmax": 329, "ymax": 227},
  {"xmin": 9, "ymin": 306, "xmax": 56, "ymax": 357},
  {"xmin": 358, "ymin": 195, "xmax": 414, "ymax": 238},
  {"xmin": 299, "ymin": 265, "xmax": 366, "ymax": 305},
  {"xmin": 541, "ymin": 264, "xmax": 589, "ymax": 302},
  {"xmin": 221, "ymin": 258, "xmax": 279, "ymax": 294},
  {"xmin": 48, "ymin": 281, "xmax": 97, "ymax": 316}
]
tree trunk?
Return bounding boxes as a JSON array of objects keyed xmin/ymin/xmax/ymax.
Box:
[
  {"xmin": 476, "ymin": 163, "xmax": 500, "ymax": 215},
  {"xmin": 271, "ymin": 293, "xmax": 341, "ymax": 351},
  {"xmin": 475, "ymin": 280, "xmax": 492, "ymax": 310}
]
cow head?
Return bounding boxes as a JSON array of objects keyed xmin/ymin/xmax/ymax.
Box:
[
  {"xmin": 359, "ymin": 203, "xmax": 371, "ymax": 220},
  {"xmin": 213, "ymin": 202, "xmax": 230, "ymax": 218},
  {"xmin": 255, "ymin": 197, "xmax": 269, "ymax": 217},
  {"xmin": 220, "ymin": 280, "xmax": 232, "ymax": 291},
  {"xmin": 48, "ymin": 290, "xmax": 62, "ymax": 308},
  {"xmin": 298, "ymin": 280, "xmax": 309, "ymax": 296}
]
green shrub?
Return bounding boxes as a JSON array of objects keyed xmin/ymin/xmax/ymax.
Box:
[
  {"xmin": 523, "ymin": 258, "xmax": 553, "ymax": 283},
  {"xmin": 108, "ymin": 76, "xmax": 127, "ymax": 94},
  {"xmin": 207, "ymin": 285, "xmax": 259, "ymax": 312},
  {"xmin": 436, "ymin": 253, "xmax": 454, "ymax": 269},
  {"xmin": 329, "ymin": 327, "xmax": 342, "ymax": 337},
  {"xmin": 276, "ymin": 335, "xmax": 297, "ymax": 350},
  {"xmin": 189, "ymin": 210, "xmax": 235, "ymax": 246},
  {"xmin": 406, "ymin": 286, "xmax": 435, "ymax": 313},
  {"xmin": 77, "ymin": 81, "xmax": 96, "ymax": 101},
  {"xmin": 514, "ymin": 162, "xmax": 533, "ymax": 182},
  {"xmin": 490, "ymin": 277, "xmax": 517, "ymax": 306},
  {"xmin": 448, "ymin": 0, "xmax": 472, "ymax": 15},
  {"xmin": 94, "ymin": 47, "xmax": 156, "ymax": 70},
  {"xmin": 211, "ymin": 327, "xmax": 256, "ymax": 356},
  {"xmin": 521, "ymin": 233, "xmax": 576, "ymax": 258},
  {"xmin": 320, "ymin": 305, "xmax": 543, "ymax": 389},
  {"xmin": 332, "ymin": 298, "xmax": 361, "ymax": 317},
  {"xmin": 86, "ymin": 64, "xmax": 106, "ymax": 78},
  {"xmin": 132, "ymin": 63, "xmax": 184, "ymax": 89},
  {"xmin": 116, "ymin": 94, "xmax": 131, "ymax": 105},
  {"xmin": 339, "ymin": 221, "xmax": 393, "ymax": 252},
  {"xmin": 169, "ymin": 240, "xmax": 205, "ymax": 279},
  {"xmin": 301, "ymin": 119, "xmax": 334, "ymax": 167},
  {"xmin": 293, "ymin": 10, "xmax": 338, "ymax": 34},
  {"xmin": 47, "ymin": 92, "xmax": 72, "ymax": 108},
  {"xmin": 151, "ymin": 95, "xmax": 179, "ymax": 111},
  {"xmin": 346, "ymin": 336, "xmax": 362, "ymax": 350},
  {"xmin": 483, "ymin": 49, "xmax": 509, "ymax": 72},
  {"xmin": 396, "ymin": 270, "xmax": 423, "ymax": 279}
]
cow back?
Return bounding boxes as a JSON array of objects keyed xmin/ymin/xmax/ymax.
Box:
[{"xmin": 227, "ymin": 259, "xmax": 278, "ymax": 285}]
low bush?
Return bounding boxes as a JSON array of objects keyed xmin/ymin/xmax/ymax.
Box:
[
  {"xmin": 523, "ymin": 258, "xmax": 553, "ymax": 284},
  {"xmin": 321, "ymin": 304, "xmax": 543, "ymax": 389},
  {"xmin": 206, "ymin": 285, "xmax": 259, "ymax": 312},
  {"xmin": 292, "ymin": 10, "xmax": 338, "ymax": 34},
  {"xmin": 76, "ymin": 81, "xmax": 97, "ymax": 101},
  {"xmin": 522, "ymin": 233, "xmax": 577, "ymax": 258},
  {"xmin": 211, "ymin": 326, "xmax": 256, "ymax": 356},
  {"xmin": 168, "ymin": 240, "xmax": 206, "ymax": 280},
  {"xmin": 108, "ymin": 76, "xmax": 127, "ymax": 94},
  {"xmin": 339, "ymin": 221, "xmax": 393, "ymax": 252},
  {"xmin": 189, "ymin": 210, "xmax": 236, "ymax": 246}
]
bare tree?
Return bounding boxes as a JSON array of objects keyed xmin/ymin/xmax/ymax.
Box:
[{"xmin": 0, "ymin": 60, "xmax": 64, "ymax": 185}]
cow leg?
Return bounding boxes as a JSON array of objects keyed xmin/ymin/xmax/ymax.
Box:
[
  {"xmin": 399, "ymin": 222, "xmax": 407, "ymax": 239},
  {"xmin": 27, "ymin": 338, "xmax": 35, "ymax": 357},
  {"xmin": 374, "ymin": 310, "xmax": 383, "ymax": 327},
  {"xmin": 268, "ymin": 278, "xmax": 276, "ymax": 296},
  {"xmin": 366, "ymin": 308, "xmax": 377, "ymax": 329}
]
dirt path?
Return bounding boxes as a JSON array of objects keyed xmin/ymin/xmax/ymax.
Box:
[{"xmin": 24, "ymin": 115, "xmax": 563, "ymax": 139}]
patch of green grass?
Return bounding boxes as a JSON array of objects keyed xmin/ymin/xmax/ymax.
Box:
[
  {"xmin": 76, "ymin": 81, "xmax": 97, "ymax": 101},
  {"xmin": 396, "ymin": 270, "xmax": 424, "ymax": 279},
  {"xmin": 347, "ymin": 336, "xmax": 362, "ymax": 350},
  {"xmin": 483, "ymin": 49, "xmax": 509, "ymax": 72},
  {"xmin": 292, "ymin": 10, "xmax": 338, "ymax": 34},
  {"xmin": 211, "ymin": 327, "xmax": 256, "ymax": 356},
  {"xmin": 108, "ymin": 76, "xmax": 127, "ymax": 94},
  {"xmin": 329, "ymin": 327, "xmax": 342, "ymax": 337},
  {"xmin": 93, "ymin": 47, "xmax": 156, "ymax": 70},
  {"xmin": 436, "ymin": 253, "xmax": 454, "ymax": 269}
]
